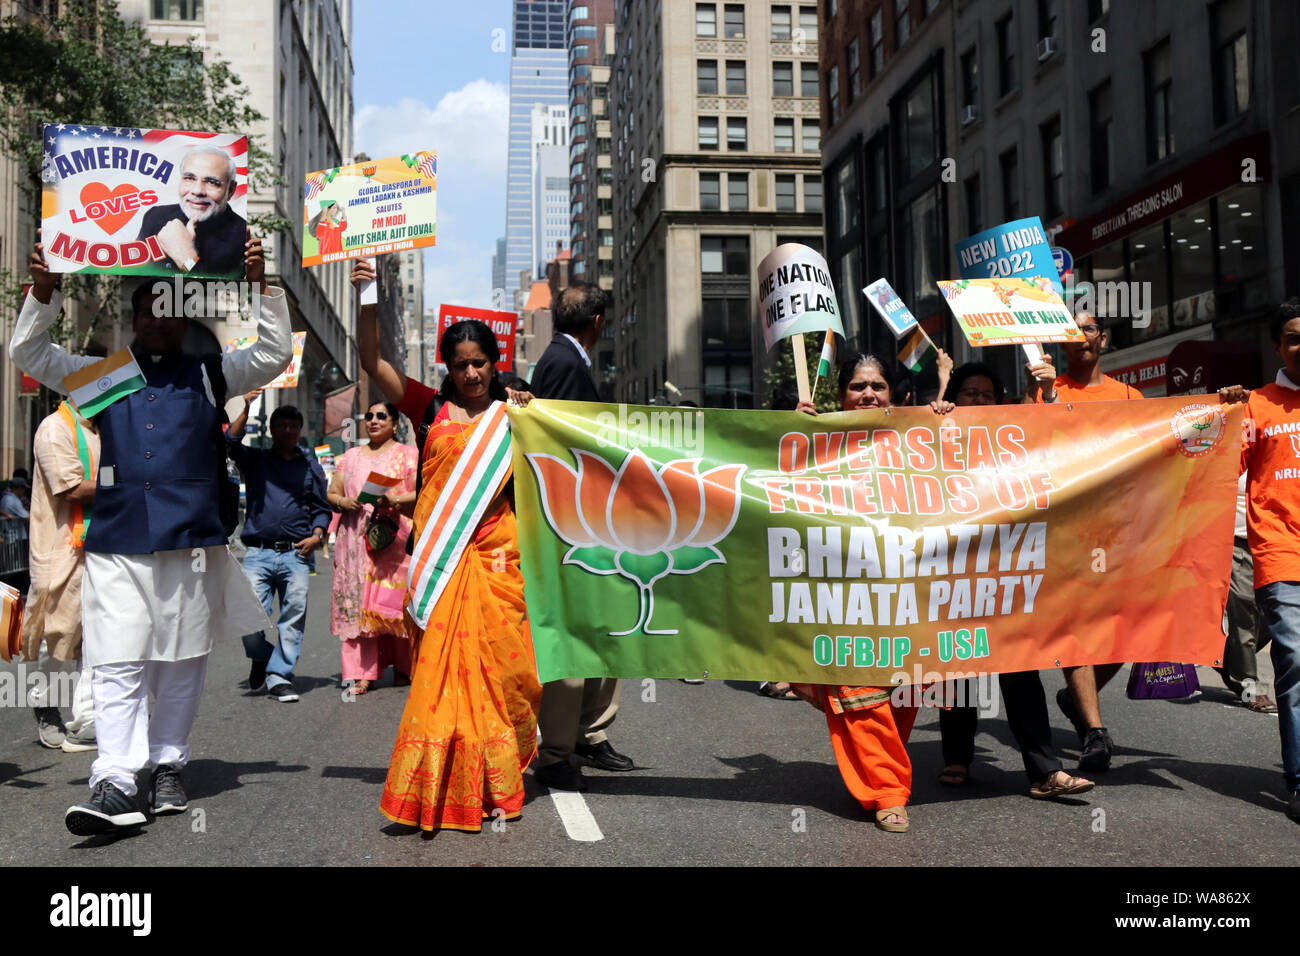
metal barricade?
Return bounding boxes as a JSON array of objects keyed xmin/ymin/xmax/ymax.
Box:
[{"xmin": 0, "ymin": 517, "xmax": 29, "ymax": 581}]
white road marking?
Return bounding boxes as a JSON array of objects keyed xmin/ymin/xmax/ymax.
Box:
[{"xmin": 548, "ymin": 790, "xmax": 604, "ymax": 842}]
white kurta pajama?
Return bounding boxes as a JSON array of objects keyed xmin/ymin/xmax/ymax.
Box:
[{"xmin": 10, "ymin": 285, "xmax": 292, "ymax": 797}]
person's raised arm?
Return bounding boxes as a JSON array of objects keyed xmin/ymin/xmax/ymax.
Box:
[
  {"xmin": 222, "ymin": 235, "xmax": 293, "ymax": 394},
  {"xmin": 936, "ymin": 348, "xmax": 954, "ymax": 403},
  {"xmin": 9, "ymin": 233, "xmax": 100, "ymax": 391},
  {"xmin": 351, "ymin": 258, "xmax": 408, "ymax": 405}
]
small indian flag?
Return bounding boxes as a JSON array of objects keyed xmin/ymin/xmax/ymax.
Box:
[
  {"xmin": 314, "ymin": 444, "xmax": 332, "ymax": 459},
  {"xmin": 816, "ymin": 330, "xmax": 835, "ymax": 380},
  {"xmin": 897, "ymin": 327, "xmax": 937, "ymax": 373},
  {"xmin": 357, "ymin": 470, "xmax": 401, "ymax": 504},
  {"xmin": 63, "ymin": 348, "xmax": 146, "ymax": 418}
]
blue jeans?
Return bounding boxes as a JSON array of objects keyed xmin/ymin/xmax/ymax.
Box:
[
  {"xmin": 1254, "ymin": 581, "xmax": 1300, "ymax": 792},
  {"xmin": 241, "ymin": 547, "xmax": 312, "ymax": 690}
]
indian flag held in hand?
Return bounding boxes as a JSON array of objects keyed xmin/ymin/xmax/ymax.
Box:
[
  {"xmin": 357, "ymin": 471, "xmax": 402, "ymax": 504},
  {"xmin": 898, "ymin": 326, "xmax": 938, "ymax": 373},
  {"xmin": 62, "ymin": 348, "xmax": 147, "ymax": 418}
]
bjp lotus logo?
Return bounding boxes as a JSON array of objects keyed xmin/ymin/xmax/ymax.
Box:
[
  {"xmin": 1170, "ymin": 403, "xmax": 1226, "ymax": 457},
  {"xmin": 527, "ymin": 448, "xmax": 745, "ymax": 635}
]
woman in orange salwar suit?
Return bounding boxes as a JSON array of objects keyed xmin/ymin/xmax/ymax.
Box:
[
  {"xmin": 793, "ymin": 350, "xmax": 953, "ymax": 833},
  {"xmin": 351, "ymin": 259, "xmax": 540, "ymax": 832}
]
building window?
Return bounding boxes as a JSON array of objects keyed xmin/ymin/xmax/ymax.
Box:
[
  {"xmin": 1145, "ymin": 38, "xmax": 1173, "ymax": 162},
  {"xmin": 1040, "ymin": 115, "xmax": 1063, "ymax": 218},
  {"xmin": 153, "ymin": 0, "xmax": 203, "ymax": 19},
  {"xmin": 728, "ymin": 173, "xmax": 749, "ymax": 211},
  {"xmin": 775, "ymin": 174, "xmax": 797, "ymax": 211},
  {"xmin": 727, "ymin": 116, "xmax": 748, "ymax": 150},
  {"xmin": 960, "ymin": 46, "xmax": 979, "ymax": 112},
  {"xmin": 828, "ymin": 65, "xmax": 840, "ymax": 123},
  {"xmin": 696, "ymin": 3, "xmax": 717, "ymax": 37},
  {"xmin": 798, "ymin": 7, "xmax": 818, "ymax": 44},
  {"xmin": 805, "ymin": 175, "xmax": 823, "ymax": 213},
  {"xmin": 698, "ymin": 116, "xmax": 719, "ymax": 150},
  {"xmin": 996, "ymin": 13, "xmax": 1016, "ymax": 97},
  {"xmin": 1089, "ymin": 80, "xmax": 1113, "ymax": 192},
  {"xmin": 895, "ymin": 0, "xmax": 910, "ymax": 48},
  {"xmin": 1088, "ymin": 0, "xmax": 1109, "ymax": 21},
  {"xmin": 899, "ymin": 71, "xmax": 937, "ymax": 179},
  {"xmin": 848, "ymin": 39, "xmax": 861, "ymax": 101},
  {"xmin": 1000, "ymin": 146, "xmax": 1020, "ymax": 220},
  {"xmin": 700, "ymin": 172, "xmax": 721, "ymax": 210},
  {"xmin": 870, "ymin": 11, "xmax": 884, "ymax": 77},
  {"xmin": 726, "ymin": 60, "xmax": 746, "ymax": 94},
  {"xmin": 964, "ymin": 174, "xmax": 982, "ymax": 233},
  {"xmin": 697, "ymin": 60, "xmax": 718, "ymax": 94},
  {"xmin": 801, "ymin": 119, "xmax": 820, "ymax": 152},
  {"xmin": 774, "ymin": 117, "xmax": 795, "ymax": 152},
  {"xmin": 774, "ymin": 62, "xmax": 794, "ymax": 96},
  {"xmin": 801, "ymin": 62, "xmax": 819, "ymax": 97},
  {"xmin": 772, "ymin": 6, "xmax": 792, "ymax": 40},
  {"xmin": 724, "ymin": 3, "xmax": 745, "ymax": 38},
  {"xmin": 1037, "ymin": 0, "xmax": 1057, "ymax": 40},
  {"xmin": 1212, "ymin": 1, "xmax": 1249, "ymax": 124}
]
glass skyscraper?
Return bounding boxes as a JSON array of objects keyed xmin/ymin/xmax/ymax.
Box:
[{"xmin": 506, "ymin": 0, "xmax": 568, "ymax": 310}]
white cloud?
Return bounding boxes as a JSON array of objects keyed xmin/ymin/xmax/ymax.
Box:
[{"xmin": 353, "ymin": 80, "xmax": 508, "ymax": 182}]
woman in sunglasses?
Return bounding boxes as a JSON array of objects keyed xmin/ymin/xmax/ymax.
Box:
[
  {"xmin": 350, "ymin": 258, "xmax": 538, "ymax": 833},
  {"xmin": 327, "ymin": 401, "xmax": 418, "ymax": 695}
]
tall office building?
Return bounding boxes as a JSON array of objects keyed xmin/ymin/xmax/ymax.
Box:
[
  {"xmin": 401, "ymin": 248, "xmax": 425, "ymax": 386},
  {"xmin": 505, "ymin": 0, "xmax": 568, "ymax": 310},
  {"xmin": 567, "ymin": 0, "xmax": 615, "ymax": 292},
  {"xmin": 532, "ymin": 102, "xmax": 570, "ymax": 275},
  {"xmin": 612, "ymin": 0, "xmax": 825, "ymax": 407},
  {"xmin": 491, "ymin": 236, "xmax": 507, "ymax": 303}
]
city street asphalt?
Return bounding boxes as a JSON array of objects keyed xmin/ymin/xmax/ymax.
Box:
[{"xmin": 1, "ymin": 555, "xmax": 1294, "ymax": 866}]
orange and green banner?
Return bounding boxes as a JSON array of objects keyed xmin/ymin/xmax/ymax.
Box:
[{"xmin": 508, "ymin": 398, "xmax": 1241, "ymax": 686}]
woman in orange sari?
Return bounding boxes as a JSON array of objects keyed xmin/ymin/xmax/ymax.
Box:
[
  {"xmin": 793, "ymin": 351, "xmax": 952, "ymax": 833},
  {"xmin": 352, "ymin": 259, "xmax": 540, "ymax": 832}
]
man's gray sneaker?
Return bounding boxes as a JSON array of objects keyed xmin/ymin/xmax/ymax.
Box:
[
  {"xmin": 267, "ymin": 683, "xmax": 299, "ymax": 703},
  {"xmin": 150, "ymin": 763, "xmax": 188, "ymax": 815},
  {"xmin": 60, "ymin": 725, "xmax": 97, "ymax": 753},
  {"xmin": 34, "ymin": 707, "xmax": 66, "ymax": 749},
  {"xmin": 65, "ymin": 781, "xmax": 147, "ymax": 836}
]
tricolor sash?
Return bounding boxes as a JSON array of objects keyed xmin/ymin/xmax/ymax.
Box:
[
  {"xmin": 55, "ymin": 400, "xmax": 94, "ymax": 547},
  {"xmin": 406, "ymin": 401, "xmax": 513, "ymax": 629}
]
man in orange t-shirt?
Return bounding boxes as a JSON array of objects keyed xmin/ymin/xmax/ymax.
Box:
[
  {"xmin": 1219, "ymin": 299, "xmax": 1300, "ymax": 823},
  {"xmin": 1021, "ymin": 312, "xmax": 1141, "ymax": 773}
]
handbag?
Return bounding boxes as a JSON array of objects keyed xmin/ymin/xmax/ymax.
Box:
[
  {"xmin": 365, "ymin": 508, "xmax": 399, "ymax": 553},
  {"xmin": 1126, "ymin": 661, "xmax": 1201, "ymax": 700},
  {"xmin": 1, "ymin": 581, "xmax": 23, "ymax": 663}
]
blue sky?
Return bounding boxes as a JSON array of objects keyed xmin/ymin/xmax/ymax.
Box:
[{"xmin": 352, "ymin": 1, "xmax": 512, "ymax": 323}]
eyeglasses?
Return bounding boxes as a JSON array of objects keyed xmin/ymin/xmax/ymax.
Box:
[
  {"xmin": 1078, "ymin": 324, "xmax": 1102, "ymax": 337},
  {"xmin": 363, "ymin": 411, "xmax": 389, "ymax": 421}
]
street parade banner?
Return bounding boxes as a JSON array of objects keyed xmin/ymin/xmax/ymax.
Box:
[
  {"xmin": 302, "ymin": 150, "xmax": 437, "ymax": 267},
  {"xmin": 41, "ymin": 125, "xmax": 249, "ymax": 278},
  {"xmin": 509, "ymin": 398, "xmax": 1240, "ymax": 685},
  {"xmin": 437, "ymin": 304, "xmax": 517, "ymax": 372},
  {"xmin": 939, "ymin": 278, "xmax": 1086, "ymax": 348},
  {"xmin": 954, "ymin": 216, "xmax": 1061, "ymax": 293},
  {"xmin": 224, "ymin": 331, "xmax": 306, "ymax": 388}
]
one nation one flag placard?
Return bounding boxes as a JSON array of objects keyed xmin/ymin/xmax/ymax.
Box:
[
  {"xmin": 356, "ymin": 470, "xmax": 401, "ymax": 504},
  {"xmin": 62, "ymin": 349, "xmax": 146, "ymax": 418}
]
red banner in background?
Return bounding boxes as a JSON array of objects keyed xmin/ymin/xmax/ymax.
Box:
[{"xmin": 437, "ymin": 304, "xmax": 517, "ymax": 373}]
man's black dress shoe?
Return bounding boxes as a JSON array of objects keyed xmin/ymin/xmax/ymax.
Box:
[
  {"xmin": 575, "ymin": 740, "xmax": 634, "ymax": 772},
  {"xmin": 535, "ymin": 761, "xmax": 587, "ymax": 792}
]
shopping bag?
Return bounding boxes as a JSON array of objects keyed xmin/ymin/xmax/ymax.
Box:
[{"xmin": 1126, "ymin": 661, "xmax": 1201, "ymax": 699}]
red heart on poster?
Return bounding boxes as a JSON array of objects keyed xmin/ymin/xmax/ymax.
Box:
[{"xmin": 77, "ymin": 182, "xmax": 142, "ymax": 236}]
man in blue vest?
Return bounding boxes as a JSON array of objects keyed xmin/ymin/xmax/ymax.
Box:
[{"xmin": 11, "ymin": 231, "xmax": 292, "ymax": 836}]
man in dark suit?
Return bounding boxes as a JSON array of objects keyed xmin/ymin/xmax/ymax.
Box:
[
  {"xmin": 137, "ymin": 146, "xmax": 247, "ymax": 279},
  {"xmin": 530, "ymin": 283, "xmax": 635, "ymax": 792}
]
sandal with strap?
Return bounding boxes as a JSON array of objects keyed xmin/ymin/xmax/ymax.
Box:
[
  {"xmin": 874, "ymin": 806, "xmax": 910, "ymax": 833},
  {"xmin": 937, "ymin": 764, "xmax": 970, "ymax": 786},
  {"xmin": 1029, "ymin": 771, "xmax": 1095, "ymax": 800},
  {"xmin": 347, "ymin": 679, "xmax": 371, "ymax": 697}
]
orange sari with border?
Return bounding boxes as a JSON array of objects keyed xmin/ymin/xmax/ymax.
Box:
[{"xmin": 379, "ymin": 413, "xmax": 541, "ymax": 832}]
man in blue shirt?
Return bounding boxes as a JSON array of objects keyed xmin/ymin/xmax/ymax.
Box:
[{"xmin": 227, "ymin": 391, "xmax": 332, "ymax": 702}]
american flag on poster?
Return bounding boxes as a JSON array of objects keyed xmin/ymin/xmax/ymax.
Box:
[
  {"xmin": 305, "ymin": 172, "xmax": 326, "ymax": 200},
  {"xmin": 416, "ymin": 151, "xmax": 436, "ymax": 180}
]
